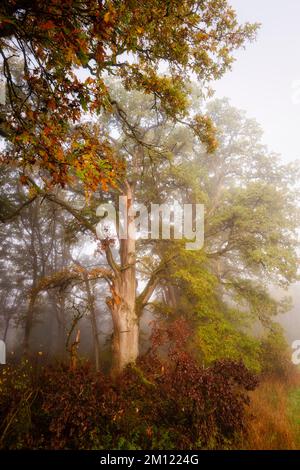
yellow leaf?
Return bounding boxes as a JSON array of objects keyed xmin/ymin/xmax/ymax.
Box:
[{"xmin": 103, "ymin": 12, "xmax": 110, "ymax": 23}]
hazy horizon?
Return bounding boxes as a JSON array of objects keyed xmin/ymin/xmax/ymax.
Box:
[{"xmin": 214, "ymin": 0, "xmax": 300, "ymax": 164}]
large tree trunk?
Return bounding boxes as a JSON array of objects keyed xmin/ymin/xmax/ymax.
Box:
[
  {"xmin": 109, "ymin": 183, "xmax": 139, "ymax": 376},
  {"xmin": 110, "ymin": 273, "xmax": 139, "ymax": 375}
]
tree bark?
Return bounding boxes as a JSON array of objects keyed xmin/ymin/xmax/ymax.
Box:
[
  {"xmin": 110, "ymin": 272, "xmax": 139, "ymax": 376},
  {"xmin": 109, "ymin": 183, "xmax": 139, "ymax": 376},
  {"xmin": 3, "ymin": 316, "xmax": 10, "ymax": 343},
  {"xmin": 23, "ymin": 291, "xmax": 37, "ymax": 354},
  {"xmin": 83, "ymin": 271, "xmax": 101, "ymax": 372},
  {"xmin": 23, "ymin": 203, "xmax": 39, "ymax": 354}
]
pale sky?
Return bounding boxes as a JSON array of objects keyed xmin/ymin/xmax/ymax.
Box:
[{"xmin": 214, "ymin": 0, "xmax": 300, "ymax": 163}]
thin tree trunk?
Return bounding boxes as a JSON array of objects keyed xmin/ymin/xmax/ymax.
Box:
[
  {"xmin": 23, "ymin": 203, "xmax": 39, "ymax": 354},
  {"xmin": 83, "ymin": 272, "xmax": 101, "ymax": 372},
  {"xmin": 56, "ymin": 294, "xmax": 67, "ymax": 357},
  {"xmin": 23, "ymin": 292, "xmax": 37, "ymax": 354},
  {"xmin": 164, "ymin": 284, "xmax": 179, "ymax": 310},
  {"xmin": 3, "ymin": 316, "xmax": 10, "ymax": 343}
]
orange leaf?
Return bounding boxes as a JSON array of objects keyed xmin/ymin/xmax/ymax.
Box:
[{"xmin": 103, "ymin": 12, "xmax": 110, "ymax": 23}]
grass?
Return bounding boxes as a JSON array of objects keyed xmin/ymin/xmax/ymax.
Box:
[
  {"xmin": 287, "ymin": 387, "xmax": 300, "ymax": 446},
  {"xmin": 241, "ymin": 373, "xmax": 300, "ymax": 450}
]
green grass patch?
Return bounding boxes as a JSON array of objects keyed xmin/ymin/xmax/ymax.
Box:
[{"xmin": 288, "ymin": 388, "xmax": 300, "ymax": 444}]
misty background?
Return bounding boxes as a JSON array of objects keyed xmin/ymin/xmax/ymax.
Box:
[{"xmin": 214, "ymin": 0, "xmax": 300, "ymax": 345}]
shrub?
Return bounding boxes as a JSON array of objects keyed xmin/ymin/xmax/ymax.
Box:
[{"xmin": 0, "ymin": 321, "xmax": 258, "ymax": 449}]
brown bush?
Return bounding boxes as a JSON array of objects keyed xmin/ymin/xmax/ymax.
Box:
[{"xmin": 0, "ymin": 322, "xmax": 258, "ymax": 450}]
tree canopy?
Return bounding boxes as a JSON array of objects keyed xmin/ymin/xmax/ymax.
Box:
[{"xmin": 0, "ymin": 0, "xmax": 258, "ymax": 191}]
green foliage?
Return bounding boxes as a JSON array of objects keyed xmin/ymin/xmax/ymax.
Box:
[
  {"xmin": 197, "ymin": 320, "xmax": 262, "ymax": 373},
  {"xmin": 135, "ymin": 97, "xmax": 299, "ymax": 372},
  {"xmin": 95, "ymin": 85, "xmax": 299, "ymax": 376},
  {"xmin": 260, "ymin": 324, "xmax": 293, "ymax": 378}
]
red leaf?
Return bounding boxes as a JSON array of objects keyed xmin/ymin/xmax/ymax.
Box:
[{"xmin": 40, "ymin": 20, "xmax": 56, "ymax": 31}]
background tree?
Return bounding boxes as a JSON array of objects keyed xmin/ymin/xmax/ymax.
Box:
[
  {"xmin": 14, "ymin": 85, "xmax": 297, "ymax": 374},
  {"xmin": 93, "ymin": 88, "xmax": 300, "ymax": 372}
]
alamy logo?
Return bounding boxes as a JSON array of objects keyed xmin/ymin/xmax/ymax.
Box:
[
  {"xmin": 291, "ymin": 340, "xmax": 300, "ymax": 365},
  {"xmin": 0, "ymin": 340, "xmax": 6, "ymax": 365},
  {"xmin": 96, "ymin": 197, "xmax": 204, "ymax": 250}
]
